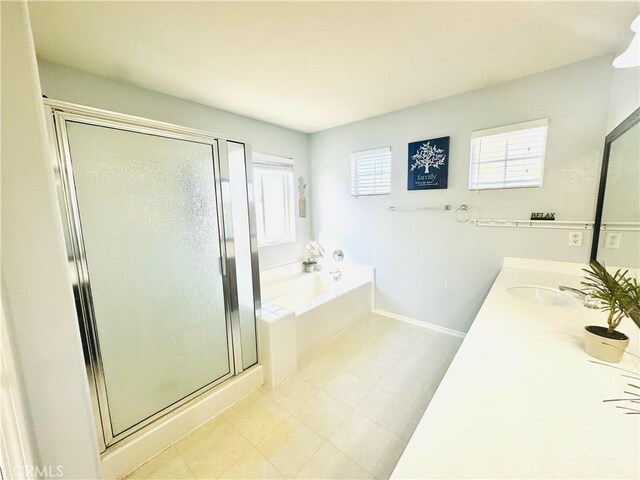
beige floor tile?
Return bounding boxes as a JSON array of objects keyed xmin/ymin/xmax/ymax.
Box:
[
  {"xmin": 391, "ymin": 322, "xmax": 425, "ymax": 338},
  {"xmin": 376, "ymin": 367, "xmax": 424, "ymax": 403},
  {"xmin": 257, "ymin": 416, "xmax": 323, "ymax": 478},
  {"xmin": 363, "ymin": 342, "xmax": 404, "ymax": 365},
  {"xmin": 394, "ymin": 350, "xmax": 440, "ymax": 381},
  {"xmin": 180, "ymin": 421, "xmax": 252, "ymax": 479},
  {"xmin": 225, "ymin": 396, "xmax": 289, "ymax": 445},
  {"xmin": 370, "ymin": 436, "xmax": 408, "ymax": 480},
  {"xmin": 142, "ymin": 455, "xmax": 194, "ymax": 480},
  {"xmin": 378, "ymin": 330, "xmax": 416, "ymax": 350},
  {"xmin": 220, "ymin": 449, "xmax": 283, "ymax": 479},
  {"xmin": 294, "ymin": 442, "xmax": 369, "ymax": 479},
  {"xmin": 396, "ymin": 405, "xmax": 425, "ymax": 441},
  {"xmin": 125, "ymin": 447, "xmax": 181, "ymax": 479},
  {"xmin": 441, "ymin": 353, "xmax": 456, "ymax": 366},
  {"xmin": 259, "ymin": 384, "xmax": 273, "ymax": 394},
  {"xmin": 323, "ymin": 371, "xmax": 372, "ymax": 408},
  {"xmin": 430, "ymin": 362, "xmax": 451, "ymax": 385},
  {"xmin": 266, "ymin": 376, "xmax": 318, "ymax": 413},
  {"xmin": 296, "ymin": 356, "xmax": 341, "ymax": 388},
  {"xmin": 293, "ymin": 391, "xmax": 352, "ymax": 438},
  {"xmin": 313, "ymin": 341, "xmax": 359, "ymax": 368},
  {"xmin": 412, "ymin": 336, "xmax": 436, "ymax": 355},
  {"xmin": 355, "ymin": 387, "xmax": 412, "ymax": 433},
  {"xmin": 131, "ymin": 315, "xmax": 458, "ymax": 480},
  {"xmin": 346, "ymin": 319, "xmax": 389, "ymax": 341},
  {"xmin": 449, "ymin": 337, "xmax": 464, "ymax": 352},
  {"xmin": 413, "ymin": 380, "xmax": 439, "ymax": 410},
  {"xmin": 417, "ymin": 340, "xmax": 455, "ymax": 363},
  {"xmin": 298, "ymin": 353, "xmax": 315, "ymax": 366},
  {"xmin": 337, "ymin": 331, "xmax": 375, "ymax": 351},
  {"xmin": 329, "ymin": 411, "xmax": 393, "ymax": 472},
  {"xmin": 344, "ymin": 355, "xmax": 390, "ymax": 385},
  {"xmin": 223, "ymin": 390, "xmax": 265, "ymax": 419},
  {"xmin": 369, "ymin": 314, "xmax": 399, "ymax": 328},
  {"xmin": 175, "ymin": 415, "xmax": 227, "ymax": 454}
]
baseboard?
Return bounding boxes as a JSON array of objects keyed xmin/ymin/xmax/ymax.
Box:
[{"xmin": 374, "ymin": 309, "xmax": 466, "ymax": 338}]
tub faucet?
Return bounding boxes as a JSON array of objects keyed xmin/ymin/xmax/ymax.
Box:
[
  {"xmin": 558, "ymin": 285, "xmax": 599, "ymax": 309},
  {"xmin": 330, "ymin": 269, "xmax": 342, "ymax": 281}
]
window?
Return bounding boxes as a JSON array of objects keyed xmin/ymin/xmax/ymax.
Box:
[
  {"xmin": 469, "ymin": 119, "xmax": 548, "ymax": 191},
  {"xmin": 351, "ymin": 147, "xmax": 391, "ymax": 196},
  {"xmin": 253, "ymin": 152, "xmax": 295, "ymax": 246}
]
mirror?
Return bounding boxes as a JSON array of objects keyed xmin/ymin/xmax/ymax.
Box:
[{"xmin": 591, "ymin": 107, "xmax": 640, "ymax": 268}]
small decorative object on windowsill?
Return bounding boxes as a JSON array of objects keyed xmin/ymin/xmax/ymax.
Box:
[
  {"xmin": 580, "ymin": 261, "xmax": 640, "ymax": 363},
  {"xmin": 530, "ymin": 212, "xmax": 555, "ymax": 221},
  {"xmin": 298, "ymin": 177, "xmax": 307, "ymax": 218},
  {"xmin": 303, "ymin": 241, "xmax": 324, "ymax": 273}
]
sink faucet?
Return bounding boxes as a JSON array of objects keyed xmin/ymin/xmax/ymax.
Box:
[
  {"xmin": 330, "ymin": 269, "xmax": 342, "ymax": 281},
  {"xmin": 559, "ymin": 286, "xmax": 599, "ymax": 309}
]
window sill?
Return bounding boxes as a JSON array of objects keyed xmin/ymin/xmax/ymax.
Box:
[
  {"xmin": 258, "ymin": 239, "xmax": 297, "ymax": 249},
  {"xmin": 468, "ymin": 184, "xmax": 542, "ymax": 191}
]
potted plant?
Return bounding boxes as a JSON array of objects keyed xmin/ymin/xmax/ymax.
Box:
[
  {"xmin": 303, "ymin": 241, "xmax": 324, "ymax": 273},
  {"xmin": 581, "ymin": 261, "xmax": 640, "ymax": 363}
]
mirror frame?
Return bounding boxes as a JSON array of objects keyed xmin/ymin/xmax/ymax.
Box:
[{"xmin": 590, "ymin": 106, "xmax": 640, "ymax": 262}]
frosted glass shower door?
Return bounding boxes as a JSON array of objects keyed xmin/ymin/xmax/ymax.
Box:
[{"xmin": 65, "ymin": 121, "xmax": 231, "ymax": 438}]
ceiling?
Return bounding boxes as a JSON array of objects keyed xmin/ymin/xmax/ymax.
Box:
[{"xmin": 29, "ymin": 1, "xmax": 638, "ymax": 133}]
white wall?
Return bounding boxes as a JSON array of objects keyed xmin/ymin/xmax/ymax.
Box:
[
  {"xmin": 1, "ymin": 299, "xmax": 36, "ymax": 479},
  {"xmin": 1, "ymin": 2, "xmax": 102, "ymax": 477},
  {"xmin": 606, "ymin": 66, "xmax": 640, "ymax": 132},
  {"xmin": 310, "ymin": 56, "xmax": 614, "ymax": 333},
  {"xmin": 36, "ymin": 60, "xmax": 312, "ymax": 270}
]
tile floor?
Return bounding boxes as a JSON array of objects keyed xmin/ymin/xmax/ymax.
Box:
[{"xmin": 125, "ymin": 314, "xmax": 463, "ymax": 480}]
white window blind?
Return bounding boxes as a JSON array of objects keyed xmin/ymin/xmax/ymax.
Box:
[
  {"xmin": 253, "ymin": 152, "xmax": 296, "ymax": 246},
  {"xmin": 351, "ymin": 147, "xmax": 391, "ymax": 196},
  {"xmin": 469, "ymin": 119, "xmax": 548, "ymax": 191}
]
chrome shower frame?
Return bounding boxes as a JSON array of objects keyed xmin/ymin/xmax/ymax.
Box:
[{"xmin": 43, "ymin": 99, "xmax": 262, "ymax": 452}]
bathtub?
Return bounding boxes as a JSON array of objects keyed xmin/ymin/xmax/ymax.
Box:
[{"xmin": 261, "ymin": 264, "xmax": 373, "ymax": 359}]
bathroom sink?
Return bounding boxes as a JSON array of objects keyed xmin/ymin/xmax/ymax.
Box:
[{"xmin": 507, "ymin": 286, "xmax": 575, "ymax": 306}]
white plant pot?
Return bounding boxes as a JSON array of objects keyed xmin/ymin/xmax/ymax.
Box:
[
  {"xmin": 304, "ymin": 264, "xmax": 314, "ymax": 273},
  {"xmin": 584, "ymin": 325, "xmax": 629, "ymax": 363}
]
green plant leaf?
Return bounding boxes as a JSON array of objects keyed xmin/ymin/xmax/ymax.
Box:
[{"xmin": 582, "ymin": 260, "xmax": 640, "ymax": 332}]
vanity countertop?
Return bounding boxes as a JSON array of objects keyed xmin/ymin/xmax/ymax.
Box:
[{"xmin": 392, "ymin": 258, "xmax": 639, "ymax": 479}]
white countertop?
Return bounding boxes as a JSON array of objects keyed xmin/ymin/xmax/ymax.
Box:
[{"xmin": 392, "ymin": 259, "xmax": 640, "ymax": 479}]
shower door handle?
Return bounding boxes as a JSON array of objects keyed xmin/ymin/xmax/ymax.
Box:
[{"xmin": 220, "ymin": 256, "xmax": 227, "ymax": 277}]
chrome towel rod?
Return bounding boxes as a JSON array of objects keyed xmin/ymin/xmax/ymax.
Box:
[
  {"xmin": 473, "ymin": 219, "xmax": 592, "ymax": 230},
  {"xmin": 473, "ymin": 219, "xmax": 640, "ymax": 231}
]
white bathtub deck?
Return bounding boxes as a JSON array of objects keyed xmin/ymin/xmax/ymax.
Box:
[{"xmin": 262, "ymin": 267, "xmax": 373, "ymax": 315}]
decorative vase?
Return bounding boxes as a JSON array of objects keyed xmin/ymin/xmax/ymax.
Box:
[
  {"xmin": 304, "ymin": 264, "xmax": 314, "ymax": 273},
  {"xmin": 584, "ymin": 325, "xmax": 629, "ymax": 363}
]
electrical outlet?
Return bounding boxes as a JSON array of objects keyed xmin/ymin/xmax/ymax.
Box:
[
  {"xmin": 568, "ymin": 231, "xmax": 583, "ymax": 247},
  {"xmin": 605, "ymin": 232, "xmax": 621, "ymax": 249}
]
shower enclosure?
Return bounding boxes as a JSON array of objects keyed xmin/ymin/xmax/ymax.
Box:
[{"xmin": 44, "ymin": 100, "xmax": 260, "ymax": 451}]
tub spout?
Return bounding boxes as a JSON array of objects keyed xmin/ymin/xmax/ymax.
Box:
[{"xmin": 330, "ymin": 269, "xmax": 342, "ymax": 281}]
